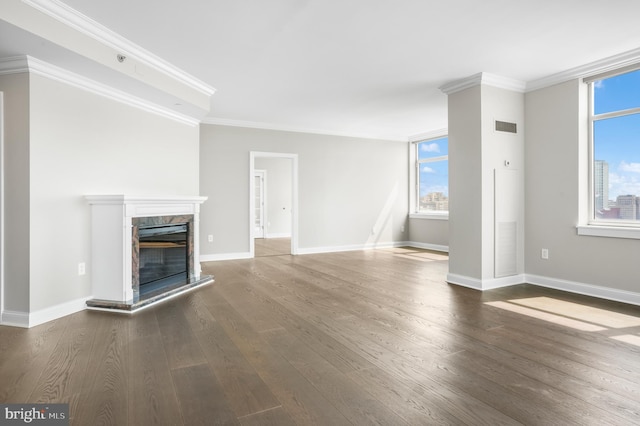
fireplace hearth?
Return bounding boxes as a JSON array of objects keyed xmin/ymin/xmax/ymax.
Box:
[{"xmin": 85, "ymin": 195, "xmax": 212, "ymax": 313}]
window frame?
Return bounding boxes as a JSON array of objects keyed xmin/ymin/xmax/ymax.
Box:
[
  {"xmin": 410, "ymin": 133, "xmax": 449, "ymax": 219},
  {"xmin": 578, "ymin": 65, "xmax": 640, "ymax": 239}
]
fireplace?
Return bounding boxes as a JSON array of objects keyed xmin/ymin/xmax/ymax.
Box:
[
  {"xmin": 85, "ymin": 195, "xmax": 213, "ymax": 312},
  {"xmin": 138, "ymin": 223, "xmax": 189, "ymax": 296},
  {"xmin": 132, "ymin": 214, "xmax": 196, "ymax": 301}
]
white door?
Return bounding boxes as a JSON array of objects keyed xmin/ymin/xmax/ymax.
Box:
[{"xmin": 254, "ymin": 170, "xmax": 266, "ymax": 238}]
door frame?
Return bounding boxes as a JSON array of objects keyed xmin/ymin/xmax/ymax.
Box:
[
  {"xmin": 249, "ymin": 151, "xmax": 298, "ymax": 257},
  {"xmin": 253, "ymin": 169, "xmax": 266, "ymax": 239}
]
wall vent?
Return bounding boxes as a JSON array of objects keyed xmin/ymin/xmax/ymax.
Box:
[{"xmin": 495, "ymin": 120, "xmax": 517, "ymax": 133}]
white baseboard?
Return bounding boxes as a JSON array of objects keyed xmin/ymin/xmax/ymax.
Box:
[
  {"xmin": 0, "ymin": 310, "xmax": 30, "ymax": 328},
  {"xmin": 526, "ymin": 274, "xmax": 640, "ymax": 307},
  {"xmin": 446, "ymin": 272, "xmax": 640, "ymax": 307},
  {"xmin": 1, "ymin": 296, "xmax": 90, "ymax": 328},
  {"xmin": 297, "ymin": 241, "xmax": 408, "ymax": 255},
  {"xmin": 405, "ymin": 241, "xmax": 449, "ymax": 253},
  {"xmin": 200, "ymin": 252, "xmax": 252, "ymax": 262},
  {"xmin": 446, "ymin": 273, "xmax": 525, "ymax": 290},
  {"xmin": 265, "ymin": 233, "xmax": 292, "ymax": 239}
]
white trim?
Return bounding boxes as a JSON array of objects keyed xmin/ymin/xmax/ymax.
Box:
[
  {"xmin": 446, "ymin": 273, "xmax": 525, "ymax": 291},
  {"xmin": 0, "ymin": 56, "xmax": 199, "ymax": 126},
  {"xmin": 200, "ymin": 252, "xmax": 253, "ymax": 262},
  {"xmin": 576, "ymin": 225, "xmax": 640, "ymax": 240},
  {"xmin": 439, "ymin": 72, "xmax": 527, "ymax": 95},
  {"xmin": 23, "ymin": 0, "xmax": 215, "ymax": 97},
  {"xmin": 250, "ymin": 152, "xmax": 299, "ymax": 258},
  {"xmin": 409, "ymin": 213, "xmax": 449, "ymax": 220},
  {"xmin": 296, "ymin": 241, "xmax": 409, "ymax": 255},
  {"xmin": 527, "ymin": 47, "xmax": 640, "ymax": 92},
  {"xmin": 203, "ymin": 117, "xmax": 407, "ymax": 142},
  {"xmin": 526, "ymin": 274, "xmax": 640, "ymax": 307},
  {"xmin": 265, "ymin": 232, "xmax": 292, "ymax": 239},
  {"xmin": 0, "ymin": 296, "xmax": 91, "ymax": 328},
  {"xmin": 405, "ymin": 241, "xmax": 449, "ymax": 253},
  {"xmin": 0, "ymin": 310, "xmax": 30, "ymax": 328},
  {"xmin": 409, "ymin": 128, "xmax": 448, "ymax": 143},
  {"xmin": 29, "ymin": 297, "xmax": 91, "ymax": 327}
]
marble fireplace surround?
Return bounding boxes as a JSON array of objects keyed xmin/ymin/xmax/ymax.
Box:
[{"xmin": 84, "ymin": 195, "xmax": 213, "ymax": 312}]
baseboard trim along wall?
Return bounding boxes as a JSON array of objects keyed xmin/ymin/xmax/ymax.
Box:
[
  {"xmin": 0, "ymin": 296, "xmax": 91, "ymax": 328},
  {"xmin": 446, "ymin": 273, "xmax": 526, "ymax": 291},
  {"xmin": 405, "ymin": 241, "xmax": 449, "ymax": 253},
  {"xmin": 296, "ymin": 241, "xmax": 408, "ymax": 255},
  {"xmin": 447, "ymin": 272, "xmax": 640, "ymax": 307},
  {"xmin": 200, "ymin": 252, "xmax": 253, "ymax": 262},
  {"xmin": 526, "ymin": 274, "xmax": 640, "ymax": 307}
]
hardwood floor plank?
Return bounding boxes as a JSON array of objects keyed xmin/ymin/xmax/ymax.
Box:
[
  {"xmin": 0, "ymin": 316, "xmax": 69, "ymax": 403},
  {"xmin": 73, "ymin": 313, "xmax": 130, "ymax": 426},
  {"xmin": 154, "ymin": 301, "xmax": 207, "ymax": 369},
  {"xmin": 238, "ymin": 406, "xmax": 296, "ymax": 426},
  {"xmin": 127, "ymin": 310, "xmax": 183, "ymax": 426},
  {"xmin": 193, "ymin": 308, "xmax": 282, "ymax": 418},
  {"xmin": 205, "ymin": 293, "xmax": 352, "ymax": 425},
  {"xmin": 171, "ymin": 363, "xmax": 238, "ymax": 425}
]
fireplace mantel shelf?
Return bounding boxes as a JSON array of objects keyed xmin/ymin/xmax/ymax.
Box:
[
  {"xmin": 85, "ymin": 195, "xmax": 208, "ymax": 204},
  {"xmin": 84, "ymin": 195, "xmax": 212, "ymax": 313}
]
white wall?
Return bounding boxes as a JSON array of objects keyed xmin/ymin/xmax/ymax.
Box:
[
  {"xmin": 525, "ymin": 79, "xmax": 640, "ymax": 294},
  {"xmin": 255, "ymin": 157, "xmax": 292, "ymax": 238},
  {"xmin": 2, "ymin": 70, "xmax": 200, "ymax": 320},
  {"xmin": 199, "ymin": 124, "xmax": 408, "ymax": 257}
]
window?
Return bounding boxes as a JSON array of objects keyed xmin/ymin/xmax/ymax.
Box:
[
  {"xmin": 588, "ymin": 68, "xmax": 640, "ymax": 226},
  {"xmin": 414, "ymin": 136, "xmax": 448, "ymax": 214}
]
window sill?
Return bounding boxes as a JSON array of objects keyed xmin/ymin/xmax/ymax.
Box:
[
  {"xmin": 576, "ymin": 225, "xmax": 640, "ymax": 240},
  {"xmin": 410, "ymin": 213, "xmax": 449, "ymax": 221}
]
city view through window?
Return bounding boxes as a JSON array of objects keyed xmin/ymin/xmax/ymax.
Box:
[
  {"xmin": 417, "ymin": 137, "xmax": 448, "ymax": 213},
  {"xmin": 592, "ymin": 69, "xmax": 640, "ymax": 223}
]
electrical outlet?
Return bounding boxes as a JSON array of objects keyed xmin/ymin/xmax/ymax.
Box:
[
  {"xmin": 78, "ymin": 262, "xmax": 86, "ymax": 275},
  {"xmin": 541, "ymin": 248, "xmax": 549, "ymax": 260},
  {"xmin": 207, "ymin": 234, "xmax": 213, "ymax": 243},
  {"xmin": 400, "ymin": 225, "xmax": 405, "ymax": 233}
]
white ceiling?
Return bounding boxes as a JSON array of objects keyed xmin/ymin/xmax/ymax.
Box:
[{"xmin": 3, "ymin": 0, "xmax": 640, "ymax": 140}]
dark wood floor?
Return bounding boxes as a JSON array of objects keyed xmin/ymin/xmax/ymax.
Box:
[{"xmin": 2, "ymin": 246, "xmax": 640, "ymax": 425}]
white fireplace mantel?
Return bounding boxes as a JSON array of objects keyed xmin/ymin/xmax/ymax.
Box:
[{"xmin": 85, "ymin": 195, "xmax": 208, "ymax": 305}]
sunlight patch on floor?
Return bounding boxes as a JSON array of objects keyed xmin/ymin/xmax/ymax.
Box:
[
  {"xmin": 380, "ymin": 247, "xmax": 448, "ymax": 262},
  {"xmin": 485, "ymin": 301, "xmax": 607, "ymax": 332},
  {"xmin": 486, "ymin": 297, "xmax": 640, "ymax": 348},
  {"xmin": 611, "ymin": 334, "xmax": 640, "ymax": 347},
  {"xmin": 508, "ymin": 297, "xmax": 640, "ymax": 329}
]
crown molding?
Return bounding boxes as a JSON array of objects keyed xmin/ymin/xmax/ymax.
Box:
[
  {"xmin": 202, "ymin": 117, "xmax": 408, "ymax": 142},
  {"xmin": 408, "ymin": 128, "xmax": 448, "ymax": 143},
  {"xmin": 0, "ymin": 56, "xmax": 199, "ymax": 126},
  {"xmin": 23, "ymin": 0, "xmax": 215, "ymax": 98},
  {"xmin": 439, "ymin": 72, "xmax": 526, "ymax": 95},
  {"xmin": 526, "ymin": 47, "xmax": 640, "ymax": 92}
]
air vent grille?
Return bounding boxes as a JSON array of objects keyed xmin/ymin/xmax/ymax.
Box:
[{"xmin": 495, "ymin": 120, "xmax": 517, "ymax": 133}]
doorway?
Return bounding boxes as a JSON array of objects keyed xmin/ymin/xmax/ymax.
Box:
[
  {"xmin": 249, "ymin": 152, "xmax": 298, "ymax": 257},
  {"xmin": 254, "ymin": 170, "xmax": 266, "ymax": 239}
]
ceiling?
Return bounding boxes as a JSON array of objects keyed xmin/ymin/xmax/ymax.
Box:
[{"xmin": 3, "ymin": 0, "xmax": 640, "ymax": 140}]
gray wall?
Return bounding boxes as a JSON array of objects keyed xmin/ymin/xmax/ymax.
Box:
[
  {"xmin": 2, "ymin": 71, "xmax": 200, "ymax": 315},
  {"xmin": 0, "ymin": 73, "xmax": 30, "ymax": 313},
  {"xmin": 408, "ymin": 218, "xmax": 448, "ymax": 249},
  {"xmin": 525, "ymin": 79, "xmax": 639, "ymax": 292},
  {"xmin": 199, "ymin": 124, "xmax": 409, "ymax": 257}
]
